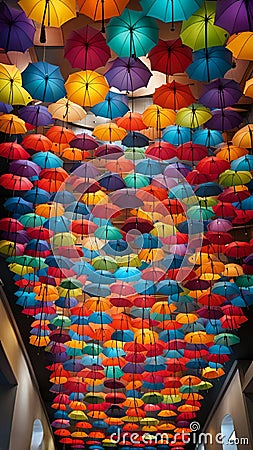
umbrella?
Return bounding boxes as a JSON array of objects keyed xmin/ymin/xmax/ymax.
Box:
[
  {"xmin": 93, "ymin": 123, "xmax": 127, "ymax": 142},
  {"xmin": 193, "ymin": 129, "xmax": 223, "ymax": 147},
  {"xmin": 0, "ymin": 1, "xmax": 35, "ymax": 52},
  {"xmin": 140, "ymin": 0, "xmax": 202, "ymax": 28},
  {"xmin": 18, "ymin": 105, "xmax": 53, "ymax": 128},
  {"xmin": 0, "ymin": 174, "xmax": 33, "ymax": 191},
  {"xmin": 22, "ymin": 134, "xmax": 52, "ymax": 152},
  {"xmin": 9, "ymin": 160, "xmax": 41, "ymax": 178},
  {"xmin": 180, "ymin": 1, "xmax": 229, "ymax": 51},
  {"xmin": 176, "ymin": 103, "xmax": 212, "ymax": 128},
  {"xmin": 70, "ymin": 133, "xmax": 98, "ymax": 151},
  {"xmin": 90, "ymin": 91, "xmax": 129, "ymax": 120},
  {"xmin": 228, "ymin": 31, "xmax": 253, "ymax": 60},
  {"xmin": 46, "ymin": 126, "xmax": 75, "ymax": 144},
  {"xmin": 186, "ymin": 46, "xmax": 233, "ymax": 82},
  {"xmin": 78, "ymin": 0, "xmax": 130, "ymax": 32},
  {"xmin": 22, "ymin": 62, "xmax": 66, "ymax": 102},
  {"xmin": 48, "ymin": 98, "xmax": 86, "ymax": 123},
  {"xmin": 199, "ymin": 78, "xmax": 242, "ymax": 109},
  {"xmin": 143, "ymin": 105, "xmax": 175, "ymax": 129},
  {"xmin": 122, "ymin": 131, "xmax": 149, "ymax": 147},
  {"xmin": 116, "ymin": 112, "xmax": 146, "ymax": 131},
  {"xmin": 145, "ymin": 142, "xmax": 177, "ymax": 160},
  {"xmin": 64, "ymin": 25, "xmax": 111, "ymax": 70},
  {"xmin": 105, "ymin": 57, "xmax": 152, "ymax": 92},
  {"xmin": 215, "ymin": 0, "xmax": 253, "ymax": 34},
  {"xmin": 0, "ymin": 102, "xmax": 13, "ymax": 113},
  {"xmin": 153, "ymin": 81, "xmax": 195, "ymax": 110},
  {"xmin": 0, "ymin": 142, "xmax": 30, "ymax": 160},
  {"xmin": 65, "ymin": 70, "xmax": 109, "ymax": 107},
  {"xmin": 148, "ymin": 38, "xmax": 192, "ymax": 75},
  {"xmin": 204, "ymin": 108, "xmax": 242, "ymax": 132},
  {"xmin": 232, "ymin": 124, "xmax": 253, "ymax": 148},
  {"xmin": 0, "ymin": 63, "xmax": 32, "ymax": 106},
  {"xmin": 106, "ymin": 9, "xmax": 159, "ymax": 58},
  {"xmin": 18, "ymin": 0, "xmax": 76, "ymax": 43},
  {"xmin": 162, "ymin": 125, "xmax": 191, "ymax": 146},
  {"xmin": 0, "ymin": 114, "xmax": 27, "ymax": 134},
  {"xmin": 32, "ymin": 151, "xmax": 63, "ymax": 169}
]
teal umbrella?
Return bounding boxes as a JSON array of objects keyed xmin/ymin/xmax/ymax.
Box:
[
  {"xmin": 140, "ymin": 0, "xmax": 202, "ymax": 29},
  {"xmin": 19, "ymin": 213, "xmax": 45, "ymax": 228},
  {"xmin": 94, "ymin": 225, "xmax": 122, "ymax": 240},
  {"xmin": 124, "ymin": 173, "xmax": 150, "ymax": 188},
  {"xmin": 187, "ymin": 205, "xmax": 215, "ymax": 220},
  {"xmin": 31, "ymin": 151, "xmax": 63, "ymax": 169},
  {"xmin": 106, "ymin": 9, "xmax": 159, "ymax": 58}
]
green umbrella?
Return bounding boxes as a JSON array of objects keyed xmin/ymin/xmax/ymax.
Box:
[
  {"xmin": 83, "ymin": 343, "xmax": 103, "ymax": 356},
  {"xmin": 219, "ymin": 170, "xmax": 252, "ymax": 186},
  {"xmin": 124, "ymin": 148, "xmax": 146, "ymax": 160},
  {"xmin": 235, "ymin": 274, "xmax": 253, "ymax": 287},
  {"xmin": 179, "ymin": 385, "xmax": 199, "ymax": 394},
  {"xmin": 214, "ymin": 333, "xmax": 240, "ymax": 346},
  {"xmin": 50, "ymin": 315, "xmax": 72, "ymax": 327},
  {"xmin": 198, "ymin": 197, "xmax": 218, "ymax": 207},
  {"xmin": 84, "ymin": 393, "xmax": 105, "ymax": 404},
  {"xmin": 106, "ymin": 9, "xmax": 159, "ymax": 58},
  {"xmin": 19, "ymin": 213, "xmax": 45, "ymax": 228},
  {"xmin": 195, "ymin": 381, "xmax": 213, "ymax": 391},
  {"xmin": 176, "ymin": 103, "xmax": 212, "ymax": 128},
  {"xmin": 187, "ymin": 205, "xmax": 215, "ymax": 220},
  {"xmin": 180, "ymin": 1, "xmax": 228, "ymax": 51},
  {"xmin": 10, "ymin": 255, "xmax": 47, "ymax": 269},
  {"xmin": 94, "ymin": 225, "xmax": 122, "ymax": 240},
  {"xmin": 162, "ymin": 394, "xmax": 182, "ymax": 404},
  {"xmin": 92, "ymin": 256, "xmax": 118, "ymax": 271},
  {"xmin": 60, "ymin": 278, "xmax": 83, "ymax": 289},
  {"xmin": 141, "ymin": 392, "xmax": 163, "ymax": 404},
  {"xmin": 124, "ymin": 173, "xmax": 150, "ymax": 188}
]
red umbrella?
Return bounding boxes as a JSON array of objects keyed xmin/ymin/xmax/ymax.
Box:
[
  {"xmin": 91, "ymin": 203, "xmax": 121, "ymax": 219},
  {"xmin": 46, "ymin": 126, "xmax": 75, "ymax": 144},
  {"xmin": 177, "ymin": 142, "xmax": 209, "ymax": 163},
  {"xmin": 153, "ymin": 81, "xmax": 195, "ymax": 110},
  {"xmin": 21, "ymin": 134, "xmax": 52, "ymax": 152},
  {"xmin": 116, "ymin": 112, "xmax": 146, "ymax": 131},
  {"xmin": 0, "ymin": 218, "xmax": 24, "ymax": 232},
  {"xmin": 70, "ymin": 219, "xmax": 98, "ymax": 235},
  {"xmin": 0, "ymin": 174, "xmax": 33, "ymax": 191},
  {"xmin": 196, "ymin": 156, "xmax": 230, "ymax": 175},
  {"xmin": 121, "ymin": 217, "xmax": 153, "ymax": 233},
  {"xmin": 64, "ymin": 25, "xmax": 111, "ymax": 70},
  {"xmin": 148, "ymin": 38, "xmax": 192, "ymax": 75},
  {"xmin": 40, "ymin": 168, "xmax": 69, "ymax": 182},
  {"xmin": 224, "ymin": 241, "xmax": 253, "ymax": 258},
  {"xmin": 0, "ymin": 142, "xmax": 30, "ymax": 160},
  {"xmin": 186, "ymin": 169, "xmax": 212, "ymax": 184},
  {"xmin": 145, "ymin": 142, "xmax": 177, "ymax": 160},
  {"xmin": 35, "ymin": 178, "xmax": 64, "ymax": 192},
  {"xmin": 27, "ymin": 227, "xmax": 54, "ymax": 240}
]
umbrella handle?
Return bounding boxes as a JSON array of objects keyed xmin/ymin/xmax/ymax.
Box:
[
  {"xmin": 101, "ymin": 0, "xmax": 105, "ymax": 33},
  {"xmin": 40, "ymin": 0, "xmax": 50, "ymax": 43}
]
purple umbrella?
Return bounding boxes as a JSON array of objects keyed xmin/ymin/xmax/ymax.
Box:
[
  {"xmin": 105, "ymin": 57, "xmax": 152, "ymax": 92},
  {"xmin": 95, "ymin": 144, "xmax": 124, "ymax": 159},
  {"xmin": 1, "ymin": 230, "xmax": 30, "ymax": 244},
  {"xmin": 205, "ymin": 108, "xmax": 243, "ymax": 132},
  {"xmin": 0, "ymin": 1, "xmax": 35, "ymax": 52},
  {"xmin": 199, "ymin": 78, "xmax": 242, "ymax": 109},
  {"xmin": 9, "ymin": 160, "xmax": 41, "ymax": 178},
  {"xmin": 0, "ymin": 102, "xmax": 13, "ymax": 113},
  {"xmin": 164, "ymin": 162, "xmax": 192, "ymax": 177},
  {"xmin": 197, "ymin": 306, "xmax": 224, "ymax": 319},
  {"xmin": 70, "ymin": 133, "xmax": 98, "ymax": 150},
  {"xmin": 215, "ymin": 0, "xmax": 253, "ymax": 34},
  {"xmin": 18, "ymin": 105, "xmax": 53, "ymax": 128}
]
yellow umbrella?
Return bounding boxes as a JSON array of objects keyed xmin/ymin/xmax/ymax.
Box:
[
  {"xmin": 232, "ymin": 124, "xmax": 253, "ymax": 148},
  {"xmin": 0, "ymin": 114, "xmax": 27, "ymax": 134},
  {"xmin": 8, "ymin": 263, "xmax": 34, "ymax": 275},
  {"xmin": 221, "ymin": 263, "xmax": 244, "ymax": 277},
  {"xmin": 81, "ymin": 190, "xmax": 108, "ymax": 205},
  {"xmin": 18, "ymin": 0, "xmax": 76, "ymax": 36},
  {"xmin": 226, "ymin": 32, "xmax": 253, "ymax": 60},
  {"xmin": 0, "ymin": 240, "xmax": 22, "ymax": 256},
  {"xmin": 65, "ymin": 70, "xmax": 109, "ymax": 107},
  {"xmin": 92, "ymin": 123, "xmax": 127, "ymax": 142},
  {"xmin": 176, "ymin": 103, "xmax": 212, "ymax": 128},
  {"xmin": 35, "ymin": 203, "xmax": 65, "ymax": 218},
  {"xmin": 184, "ymin": 331, "xmax": 214, "ymax": 344},
  {"xmin": 151, "ymin": 222, "xmax": 177, "ymax": 237},
  {"xmin": 0, "ymin": 63, "xmax": 32, "ymax": 105},
  {"xmin": 48, "ymin": 98, "xmax": 86, "ymax": 122},
  {"xmin": 116, "ymin": 254, "xmax": 142, "ymax": 267},
  {"xmin": 138, "ymin": 248, "xmax": 164, "ymax": 262},
  {"xmin": 143, "ymin": 105, "xmax": 175, "ymax": 129},
  {"xmin": 52, "ymin": 232, "xmax": 77, "ymax": 246}
]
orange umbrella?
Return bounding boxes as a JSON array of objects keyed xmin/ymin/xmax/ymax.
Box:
[
  {"xmin": 226, "ymin": 32, "xmax": 253, "ymax": 60},
  {"xmin": 62, "ymin": 147, "xmax": 90, "ymax": 161},
  {"xmin": 153, "ymin": 81, "xmax": 195, "ymax": 110},
  {"xmin": 0, "ymin": 114, "xmax": 27, "ymax": 134},
  {"xmin": 78, "ymin": 0, "xmax": 130, "ymax": 32},
  {"xmin": 143, "ymin": 105, "xmax": 175, "ymax": 129},
  {"xmin": 93, "ymin": 123, "xmax": 127, "ymax": 142},
  {"xmin": 232, "ymin": 124, "xmax": 253, "ymax": 148},
  {"xmin": 105, "ymin": 156, "xmax": 134, "ymax": 174},
  {"xmin": 46, "ymin": 126, "xmax": 75, "ymax": 144},
  {"xmin": 116, "ymin": 112, "xmax": 146, "ymax": 131}
]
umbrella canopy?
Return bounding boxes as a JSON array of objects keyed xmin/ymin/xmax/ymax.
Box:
[
  {"xmin": 232, "ymin": 124, "xmax": 253, "ymax": 148},
  {"xmin": 0, "ymin": 63, "xmax": 32, "ymax": 106},
  {"xmin": 215, "ymin": 0, "xmax": 253, "ymax": 34},
  {"xmin": 116, "ymin": 112, "xmax": 146, "ymax": 131},
  {"xmin": 186, "ymin": 46, "xmax": 233, "ymax": 82},
  {"xmin": 105, "ymin": 57, "xmax": 152, "ymax": 92},
  {"xmin": 18, "ymin": 0, "xmax": 76, "ymax": 43},
  {"xmin": 153, "ymin": 81, "xmax": 195, "ymax": 110},
  {"xmin": 18, "ymin": 105, "xmax": 53, "ymax": 127},
  {"xmin": 64, "ymin": 25, "xmax": 111, "ymax": 70},
  {"xmin": 140, "ymin": 0, "xmax": 202, "ymax": 27},
  {"xmin": 91, "ymin": 91, "xmax": 129, "ymax": 120},
  {"xmin": 180, "ymin": 1, "xmax": 228, "ymax": 51},
  {"xmin": 162, "ymin": 125, "xmax": 191, "ymax": 146},
  {"xmin": 176, "ymin": 103, "xmax": 212, "ymax": 128},
  {"xmin": 0, "ymin": 142, "xmax": 30, "ymax": 160},
  {"xmin": 65, "ymin": 70, "xmax": 109, "ymax": 107},
  {"xmin": 204, "ymin": 108, "xmax": 242, "ymax": 132},
  {"xmin": 0, "ymin": 114, "xmax": 27, "ymax": 134},
  {"xmin": 93, "ymin": 123, "xmax": 127, "ymax": 142},
  {"xmin": 106, "ymin": 9, "xmax": 159, "ymax": 58},
  {"xmin": 78, "ymin": 0, "xmax": 130, "ymax": 32},
  {"xmin": 148, "ymin": 38, "xmax": 192, "ymax": 75},
  {"xmin": 22, "ymin": 62, "xmax": 66, "ymax": 102},
  {"xmin": 226, "ymin": 32, "xmax": 253, "ymax": 60},
  {"xmin": 143, "ymin": 105, "xmax": 175, "ymax": 129},
  {"xmin": 48, "ymin": 98, "xmax": 86, "ymax": 123},
  {"xmin": 0, "ymin": 1, "xmax": 35, "ymax": 52},
  {"xmin": 199, "ymin": 78, "xmax": 242, "ymax": 109}
]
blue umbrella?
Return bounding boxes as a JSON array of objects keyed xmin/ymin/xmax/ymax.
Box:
[
  {"xmin": 31, "ymin": 151, "xmax": 63, "ymax": 169},
  {"xmin": 88, "ymin": 312, "xmax": 112, "ymax": 324},
  {"xmin": 231, "ymin": 155, "xmax": 253, "ymax": 171},
  {"xmin": 140, "ymin": 0, "xmax": 202, "ymax": 27},
  {"xmin": 90, "ymin": 91, "xmax": 129, "ymax": 119},
  {"xmin": 65, "ymin": 202, "xmax": 90, "ymax": 216},
  {"xmin": 211, "ymin": 282, "xmax": 240, "ymax": 298},
  {"xmin": 44, "ymin": 216, "xmax": 71, "ymax": 233},
  {"xmin": 22, "ymin": 62, "xmax": 66, "ymax": 102},
  {"xmin": 45, "ymin": 255, "xmax": 73, "ymax": 269},
  {"xmin": 99, "ymin": 173, "xmax": 126, "ymax": 190},
  {"xmin": 50, "ymin": 191, "xmax": 75, "ymax": 205},
  {"xmin": 4, "ymin": 197, "xmax": 33, "ymax": 214},
  {"xmin": 156, "ymin": 280, "xmax": 183, "ymax": 295},
  {"xmin": 0, "ymin": 102, "xmax": 13, "ymax": 113},
  {"xmin": 114, "ymin": 267, "xmax": 141, "ymax": 282},
  {"xmin": 162, "ymin": 125, "xmax": 191, "ymax": 146},
  {"xmin": 186, "ymin": 46, "xmax": 233, "ymax": 82},
  {"xmin": 111, "ymin": 330, "xmax": 134, "ymax": 342},
  {"xmin": 193, "ymin": 128, "xmax": 224, "ymax": 147},
  {"xmin": 72, "ymin": 260, "xmax": 95, "ymax": 276},
  {"xmin": 134, "ymin": 234, "xmax": 162, "ymax": 249},
  {"xmin": 122, "ymin": 131, "xmax": 149, "ymax": 147},
  {"xmin": 194, "ymin": 182, "xmax": 223, "ymax": 197},
  {"xmin": 23, "ymin": 187, "xmax": 51, "ymax": 204},
  {"xmin": 133, "ymin": 279, "xmax": 156, "ymax": 295},
  {"xmin": 83, "ymin": 283, "xmax": 111, "ymax": 297},
  {"xmin": 102, "ymin": 240, "xmax": 131, "ymax": 256},
  {"xmin": 168, "ymin": 183, "xmax": 194, "ymax": 199},
  {"xmin": 87, "ymin": 270, "xmax": 115, "ymax": 285},
  {"xmin": 135, "ymin": 158, "xmax": 163, "ymax": 176}
]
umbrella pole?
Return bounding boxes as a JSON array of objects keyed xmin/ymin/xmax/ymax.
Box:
[
  {"xmin": 101, "ymin": 0, "xmax": 105, "ymax": 33},
  {"xmin": 40, "ymin": 0, "xmax": 50, "ymax": 44}
]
